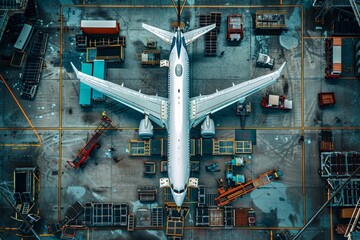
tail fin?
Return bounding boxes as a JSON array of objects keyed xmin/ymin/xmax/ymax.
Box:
[
  {"xmin": 183, "ymin": 23, "xmax": 216, "ymax": 45},
  {"xmin": 70, "ymin": 62, "xmax": 80, "ymax": 78}
]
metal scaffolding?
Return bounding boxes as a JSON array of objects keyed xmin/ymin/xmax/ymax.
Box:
[
  {"xmin": 320, "ymin": 152, "xmax": 360, "ymax": 177},
  {"xmin": 313, "ymin": 0, "xmax": 360, "ymax": 29},
  {"xmin": 328, "ymin": 179, "xmax": 360, "ymax": 206},
  {"xmin": 345, "ymin": 198, "xmax": 360, "ymax": 239}
]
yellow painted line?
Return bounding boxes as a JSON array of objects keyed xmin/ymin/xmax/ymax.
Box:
[
  {"xmin": 11, "ymin": 147, "xmax": 28, "ymax": 150},
  {"xmin": 58, "ymin": 4, "xmax": 64, "ymax": 222},
  {"xmin": 61, "ymin": 4, "xmax": 301, "ymax": 9},
  {"xmin": 0, "ymin": 75, "xmax": 42, "ymax": 146},
  {"xmin": 0, "ymin": 144, "xmax": 36, "ymax": 147},
  {"xmin": 0, "ymin": 127, "xmax": 140, "ymax": 130},
  {"xmin": 1, "ymin": 126, "xmax": 360, "ymax": 131},
  {"xmin": 300, "ymin": 4, "xmax": 306, "ymax": 226},
  {"xmin": 0, "ymin": 227, "xmax": 18, "ymax": 230},
  {"xmin": 303, "ymin": 36, "xmax": 360, "ymax": 39}
]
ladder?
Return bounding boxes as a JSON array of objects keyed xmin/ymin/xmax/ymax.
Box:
[{"xmin": 345, "ymin": 197, "xmax": 360, "ymax": 238}]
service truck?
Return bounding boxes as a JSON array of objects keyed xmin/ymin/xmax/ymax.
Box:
[{"xmin": 261, "ymin": 94, "xmax": 292, "ymax": 110}]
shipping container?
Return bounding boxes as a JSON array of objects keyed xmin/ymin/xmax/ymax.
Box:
[
  {"xmin": 79, "ymin": 63, "xmax": 92, "ymax": 106},
  {"xmin": 92, "ymin": 60, "xmax": 105, "ymax": 101},
  {"xmin": 81, "ymin": 20, "xmax": 120, "ymax": 35},
  {"xmin": 338, "ymin": 207, "xmax": 356, "ymax": 219}
]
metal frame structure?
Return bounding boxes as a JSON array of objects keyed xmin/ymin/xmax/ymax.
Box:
[
  {"xmin": 328, "ymin": 179, "xmax": 360, "ymax": 206},
  {"xmin": 320, "ymin": 152, "xmax": 360, "ymax": 177}
]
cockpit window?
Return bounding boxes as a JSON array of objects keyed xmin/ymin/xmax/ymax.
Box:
[
  {"xmin": 175, "ymin": 64, "xmax": 183, "ymax": 77},
  {"xmin": 171, "ymin": 184, "xmax": 187, "ymax": 194}
]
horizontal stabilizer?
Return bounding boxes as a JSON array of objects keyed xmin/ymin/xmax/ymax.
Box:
[
  {"xmin": 183, "ymin": 23, "xmax": 216, "ymax": 45},
  {"xmin": 142, "ymin": 23, "xmax": 174, "ymax": 45}
]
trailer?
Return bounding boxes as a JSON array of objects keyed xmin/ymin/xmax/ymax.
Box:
[
  {"xmin": 65, "ymin": 113, "xmax": 112, "ymax": 169},
  {"xmin": 141, "ymin": 50, "xmax": 160, "ymax": 66},
  {"xmin": 86, "ymin": 45, "xmax": 124, "ymax": 62},
  {"xmin": 255, "ymin": 10, "xmax": 286, "ymax": 31},
  {"xmin": 227, "ymin": 14, "xmax": 243, "ymax": 41},
  {"xmin": 81, "ymin": 20, "xmax": 120, "ymax": 35},
  {"xmin": 261, "ymin": 94, "xmax": 292, "ymax": 110},
  {"xmin": 215, "ymin": 169, "xmax": 282, "ymax": 206},
  {"xmin": 325, "ymin": 37, "xmax": 342, "ymax": 79},
  {"xmin": 319, "ymin": 130, "xmax": 334, "ymax": 152},
  {"xmin": 318, "ymin": 92, "xmax": 336, "ymax": 107}
]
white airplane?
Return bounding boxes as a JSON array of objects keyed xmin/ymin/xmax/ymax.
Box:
[{"xmin": 71, "ymin": 21, "xmax": 286, "ymax": 207}]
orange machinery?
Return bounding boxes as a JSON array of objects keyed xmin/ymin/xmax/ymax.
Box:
[
  {"xmin": 215, "ymin": 169, "xmax": 283, "ymax": 207},
  {"xmin": 66, "ymin": 113, "xmax": 112, "ymax": 169}
]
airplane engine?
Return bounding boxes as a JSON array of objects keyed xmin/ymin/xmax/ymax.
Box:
[
  {"xmin": 201, "ymin": 115, "xmax": 215, "ymax": 138},
  {"xmin": 139, "ymin": 116, "xmax": 153, "ymax": 139}
]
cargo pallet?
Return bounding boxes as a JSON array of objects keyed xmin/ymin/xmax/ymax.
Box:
[
  {"xmin": 138, "ymin": 185, "xmax": 157, "ymax": 202},
  {"xmin": 152, "ymin": 207, "xmax": 163, "ymax": 227},
  {"xmin": 213, "ymin": 139, "xmax": 252, "ymax": 155}
]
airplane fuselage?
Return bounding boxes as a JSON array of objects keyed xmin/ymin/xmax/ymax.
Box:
[{"xmin": 167, "ymin": 31, "xmax": 190, "ymax": 206}]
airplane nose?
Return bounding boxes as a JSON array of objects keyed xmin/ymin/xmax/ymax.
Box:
[{"xmin": 173, "ymin": 193, "xmax": 186, "ymax": 207}]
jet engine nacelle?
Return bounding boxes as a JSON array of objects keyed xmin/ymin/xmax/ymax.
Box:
[
  {"xmin": 201, "ymin": 115, "xmax": 215, "ymax": 138},
  {"xmin": 139, "ymin": 115, "xmax": 153, "ymax": 139}
]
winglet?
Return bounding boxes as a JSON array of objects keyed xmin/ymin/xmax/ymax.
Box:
[
  {"xmin": 70, "ymin": 62, "xmax": 80, "ymax": 79},
  {"xmin": 276, "ymin": 62, "xmax": 286, "ymax": 77}
]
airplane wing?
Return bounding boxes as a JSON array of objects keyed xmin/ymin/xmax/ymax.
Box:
[
  {"xmin": 71, "ymin": 62, "xmax": 169, "ymax": 128},
  {"xmin": 183, "ymin": 24, "xmax": 216, "ymax": 45},
  {"xmin": 142, "ymin": 23, "xmax": 174, "ymax": 45},
  {"xmin": 189, "ymin": 62, "xmax": 286, "ymax": 128}
]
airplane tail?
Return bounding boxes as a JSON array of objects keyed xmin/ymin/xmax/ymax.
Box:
[{"xmin": 142, "ymin": 23, "xmax": 216, "ymax": 46}]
